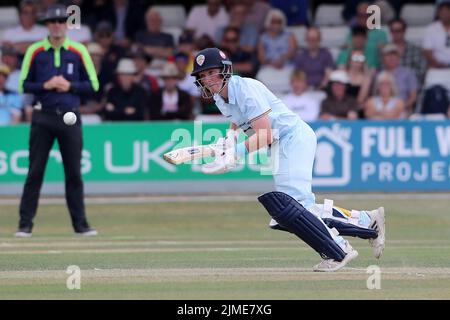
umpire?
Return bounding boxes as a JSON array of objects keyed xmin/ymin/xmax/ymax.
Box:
[{"xmin": 15, "ymin": 4, "xmax": 99, "ymax": 237}]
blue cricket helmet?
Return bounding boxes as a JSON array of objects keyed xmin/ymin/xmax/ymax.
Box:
[
  {"xmin": 191, "ymin": 47, "xmax": 232, "ymax": 77},
  {"xmin": 191, "ymin": 48, "xmax": 233, "ymax": 98}
]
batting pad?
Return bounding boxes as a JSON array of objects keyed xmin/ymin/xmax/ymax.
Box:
[
  {"xmin": 323, "ymin": 219, "xmax": 378, "ymax": 239},
  {"xmin": 258, "ymin": 191, "xmax": 346, "ymax": 261}
]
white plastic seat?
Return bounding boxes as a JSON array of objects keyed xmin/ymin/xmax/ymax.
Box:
[
  {"xmin": 162, "ymin": 26, "xmax": 182, "ymax": 45},
  {"xmin": 405, "ymin": 26, "xmax": 426, "ymax": 47},
  {"xmin": 320, "ymin": 26, "xmax": 348, "ymax": 49},
  {"xmin": 153, "ymin": 5, "xmax": 186, "ymax": 29},
  {"xmin": 0, "ymin": 7, "xmax": 19, "ymax": 29},
  {"xmin": 424, "ymin": 68, "xmax": 450, "ymax": 90},
  {"xmin": 314, "ymin": 4, "xmax": 345, "ymax": 26},
  {"xmin": 256, "ymin": 65, "xmax": 294, "ymax": 97},
  {"xmin": 287, "ymin": 26, "xmax": 307, "ymax": 48},
  {"xmin": 400, "ymin": 4, "xmax": 435, "ymax": 26}
]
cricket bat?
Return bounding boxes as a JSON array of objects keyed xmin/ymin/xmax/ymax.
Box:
[{"xmin": 163, "ymin": 144, "xmax": 222, "ymax": 165}]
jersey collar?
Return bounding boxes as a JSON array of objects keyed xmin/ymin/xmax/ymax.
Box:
[{"xmin": 43, "ymin": 36, "xmax": 70, "ymax": 51}]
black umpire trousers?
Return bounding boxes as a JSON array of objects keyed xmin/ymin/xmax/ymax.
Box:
[{"xmin": 19, "ymin": 108, "xmax": 90, "ymax": 232}]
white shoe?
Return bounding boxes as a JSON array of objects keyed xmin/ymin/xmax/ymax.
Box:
[
  {"xmin": 313, "ymin": 243, "xmax": 359, "ymax": 272},
  {"xmin": 75, "ymin": 229, "xmax": 98, "ymax": 236},
  {"xmin": 367, "ymin": 207, "xmax": 385, "ymax": 259},
  {"xmin": 14, "ymin": 231, "xmax": 32, "ymax": 238}
]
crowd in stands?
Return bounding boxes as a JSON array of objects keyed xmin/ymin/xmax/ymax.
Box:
[{"xmin": 0, "ymin": 0, "xmax": 449, "ymax": 125}]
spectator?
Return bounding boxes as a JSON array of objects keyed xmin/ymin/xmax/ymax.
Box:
[
  {"xmin": 364, "ymin": 71, "xmax": 405, "ymax": 119},
  {"xmin": 36, "ymin": 0, "xmax": 57, "ymax": 17},
  {"xmin": 186, "ymin": 0, "xmax": 229, "ymax": 41},
  {"xmin": 149, "ymin": 63, "xmax": 193, "ymax": 120},
  {"xmin": 80, "ymin": 43, "xmax": 107, "ymax": 116},
  {"xmin": 135, "ymin": 7, "xmax": 175, "ymax": 72},
  {"xmin": 1, "ymin": 0, "xmax": 48, "ymax": 56},
  {"xmin": 174, "ymin": 52, "xmax": 200, "ymax": 109},
  {"xmin": 103, "ymin": 58, "xmax": 148, "ymax": 121},
  {"xmin": 293, "ymin": 27, "xmax": 335, "ymax": 89},
  {"xmin": 422, "ymin": 0, "xmax": 450, "ymax": 68},
  {"xmin": 381, "ymin": 44, "xmax": 418, "ymax": 116},
  {"xmin": 243, "ymin": 0, "xmax": 272, "ymax": 33},
  {"xmin": 337, "ymin": 26, "xmax": 378, "ymax": 69},
  {"xmin": 270, "ymin": 0, "xmax": 309, "ymax": 26},
  {"xmin": 373, "ymin": 0, "xmax": 396, "ymax": 26},
  {"xmin": 1, "ymin": 47, "xmax": 26, "ymax": 94},
  {"xmin": 220, "ymin": 27, "xmax": 256, "ymax": 77},
  {"xmin": 257, "ymin": 9, "xmax": 297, "ymax": 69},
  {"xmin": 131, "ymin": 48, "xmax": 159, "ymax": 95},
  {"xmin": 95, "ymin": 21, "xmax": 126, "ymax": 87},
  {"xmin": 215, "ymin": 3, "xmax": 259, "ymax": 53},
  {"xmin": 111, "ymin": 0, "xmax": 146, "ymax": 48},
  {"xmin": 2, "ymin": 41, "xmax": 35, "ymax": 123},
  {"xmin": 177, "ymin": 32, "xmax": 196, "ymax": 73},
  {"xmin": 0, "ymin": 64, "xmax": 23, "ymax": 125},
  {"xmin": 320, "ymin": 70, "xmax": 359, "ymax": 120},
  {"xmin": 66, "ymin": 24, "xmax": 92, "ymax": 45},
  {"xmin": 282, "ymin": 70, "xmax": 323, "ymax": 122},
  {"xmin": 344, "ymin": 50, "xmax": 375, "ymax": 108},
  {"xmin": 195, "ymin": 34, "xmax": 216, "ymax": 51},
  {"xmin": 388, "ymin": 18, "xmax": 427, "ymax": 82},
  {"xmin": 341, "ymin": 2, "xmax": 388, "ymax": 69},
  {"xmin": 80, "ymin": 0, "xmax": 115, "ymax": 36}
]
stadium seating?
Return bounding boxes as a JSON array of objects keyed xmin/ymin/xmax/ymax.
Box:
[
  {"xmin": 0, "ymin": 6, "xmax": 19, "ymax": 29},
  {"xmin": 410, "ymin": 68, "xmax": 450, "ymax": 115},
  {"xmin": 314, "ymin": 4, "xmax": 345, "ymax": 26},
  {"xmin": 405, "ymin": 26, "xmax": 426, "ymax": 47},
  {"xmin": 287, "ymin": 26, "xmax": 307, "ymax": 47},
  {"xmin": 400, "ymin": 4, "xmax": 436, "ymax": 26},
  {"xmin": 320, "ymin": 26, "xmax": 348, "ymax": 48},
  {"xmin": 424, "ymin": 68, "xmax": 450, "ymax": 92},
  {"xmin": 153, "ymin": 5, "xmax": 186, "ymax": 29},
  {"xmin": 162, "ymin": 26, "xmax": 182, "ymax": 45},
  {"xmin": 256, "ymin": 65, "xmax": 294, "ymax": 96}
]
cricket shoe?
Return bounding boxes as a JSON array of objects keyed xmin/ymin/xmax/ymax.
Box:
[
  {"xmin": 367, "ymin": 207, "xmax": 385, "ymax": 259},
  {"xmin": 75, "ymin": 227, "xmax": 98, "ymax": 236},
  {"xmin": 14, "ymin": 227, "xmax": 32, "ymax": 238},
  {"xmin": 313, "ymin": 242, "xmax": 358, "ymax": 272}
]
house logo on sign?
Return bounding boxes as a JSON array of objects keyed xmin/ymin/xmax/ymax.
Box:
[{"xmin": 313, "ymin": 124, "xmax": 353, "ymax": 187}]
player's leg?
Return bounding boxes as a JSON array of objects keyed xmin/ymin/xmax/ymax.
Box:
[
  {"xmin": 269, "ymin": 121, "xmax": 385, "ymax": 259},
  {"xmin": 56, "ymin": 115, "xmax": 96, "ymax": 235},
  {"xmin": 310, "ymin": 201, "xmax": 385, "ymax": 259},
  {"xmin": 17, "ymin": 113, "xmax": 56, "ymax": 235},
  {"xmin": 259, "ymin": 191, "xmax": 358, "ymax": 272},
  {"xmin": 266, "ymin": 122, "xmax": 357, "ymax": 271}
]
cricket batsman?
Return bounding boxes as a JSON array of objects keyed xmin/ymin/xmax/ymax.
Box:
[{"xmin": 190, "ymin": 48, "xmax": 385, "ymax": 272}]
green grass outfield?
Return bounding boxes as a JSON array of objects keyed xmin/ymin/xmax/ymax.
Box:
[{"xmin": 0, "ymin": 194, "xmax": 449, "ymax": 300}]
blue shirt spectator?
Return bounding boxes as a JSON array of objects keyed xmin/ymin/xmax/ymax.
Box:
[
  {"xmin": 257, "ymin": 9, "xmax": 297, "ymax": 69},
  {"xmin": 215, "ymin": 3, "xmax": 259, "ymax": 53},
  {"xmin": 0, "ymin": 64, "xmax": 23, "ymax": 125},
  {"xmin": 293, "ymin": 27, "xmax": 335, "ymax": 89}
]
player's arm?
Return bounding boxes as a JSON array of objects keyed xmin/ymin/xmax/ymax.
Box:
[{"xmin": 241, "ymin": 112, "xmax": 273, "ymax": 154}]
